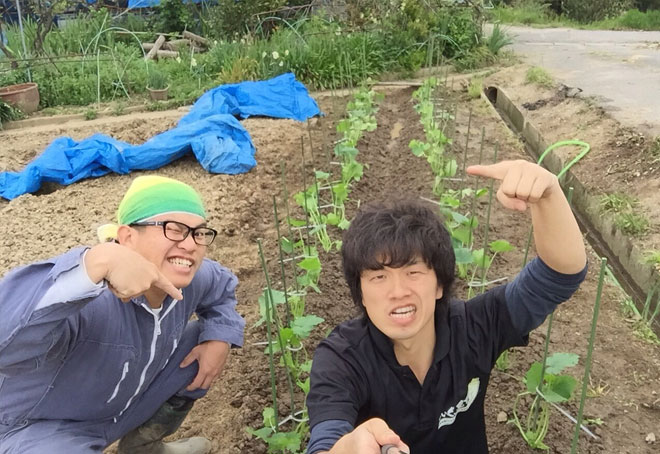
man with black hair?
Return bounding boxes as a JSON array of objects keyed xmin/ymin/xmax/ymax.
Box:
[{"xmin": 306, "ymin": 160, "xmax": 587, "ymax": 454}]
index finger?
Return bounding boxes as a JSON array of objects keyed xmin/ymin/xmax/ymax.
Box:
[
  {"xmin": 466, "ymin": 161, "xmax": 513, "ymax": 180},
  {"xmin": 154, "ymin": 271, "xmax": 183, "ymax": 300}
]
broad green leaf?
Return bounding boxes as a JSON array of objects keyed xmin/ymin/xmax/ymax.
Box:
[
  {"xmin": 364, "ymin": 118, "xmax": 377, "ymax": 131},
  {"xmin": 444, "ymin": 159, "xmax": 458, "ymax": 178},
  {"xmin": 326, "ymin": 213, "xmax": 340, "ymax": 226},
  {"xmin": 476, "ymin": 188, "xmax": 489, "ymax": 198},
  {"xmin": 336, "ymin": 118, "xmax": 350, "ymax": 132},
  {"xmin": 441, "ymin": 195, "xmax": 460, "ymax": 208},
  {"xmin": 291, "ymin": 314, "xmax": 325, "ymax": 338},
  {"xmin": 280, "ymin": 237, "xmax": 294, "ymax": 254},
  {"xmin": 287, "ymin": 217, "xmax": 306, "ymax": 227},
  {"xmin": 300, "ymin": 359, "xmax": 313, "ymax": 373},
  {"xmin": 543, "ymin": 375, "xmax": 577, "ymax": 403},
  {"xmin": 246, "ymin": 427, "xmax": 272, "ymax": 440},
  {"xmin": 451, "ymin": 226, "xmax": 472, "ymax": 246},
  {"xmin": 545, "ymin": 352, "xmax": 579, "ymax": 375},
  {"xmin": 278, "ymin": 327, "xmax": 296, "ymax": 347},
  {"xmin": 262, "ymin": 406, "xmax": 276, "ymax": 427},
  {"xmin": 342, "ymin": 161, "xmax": 363, "ymax": 183},
  {"xmin": 332, "ymin": 183, "xmax": 348, "ymax": 204},
  {"xmin": 472, "ymin": 249, "xmax": 491, "ymax": 269},
  {"xmin": 468, "ymin": 216, "xmax": 479, "ymax": 229},
  {"xmin": 409, "ymin": 139, "xmax": 427, "ymax": 157},
  {"xmin": 524, "ymin": 362, "xmax": 543, "ymax": 393},
  {"xmin": 454, "ymin": 247, "xmax": 473, "ymax": 264},
  {"xmin": 315, "ymin": 170, "xmax": 330, "ymax": 180},
  {"xmin": 460, "ymin": 188, "xmax": 474, "ymax": 198},
  {"xmin": 334, "ymin": 144, "xmax": 359, "ymax": 159},
  {"xmin": 490, "ymin": 239, "xmax": 514, "ymax": 253},
  {"xmin": 297, "ymin": 377, "xmax": 310, "ymax": 394},
  {"xmin": 255, "ymin": 289, "xmax": 286, "ymax": 326},
  {"xmin": 451, "ymin": 211, "xmax": 469, "ymax": 224},
  {"xmin": 268, "ymin": 431, "xmax": 301, "ymax": 451}
]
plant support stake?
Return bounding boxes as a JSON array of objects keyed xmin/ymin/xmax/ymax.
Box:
[
  {"xmin": 257, "ymin": 240, "xmax": 279, "ymax": 429},
  {"xmin": 571, "ymin": 257, "xmax": 607, "ymax": 454}
]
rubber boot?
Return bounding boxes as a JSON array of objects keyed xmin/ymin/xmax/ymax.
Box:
[{"xmin": 117, "ymin": 396, "xmax": 211, "ymax": 454}]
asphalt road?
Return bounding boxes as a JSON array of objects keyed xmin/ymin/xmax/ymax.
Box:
[{"xmin": 490, "ymin": 25, "xmax": 660, "ymax": 135}]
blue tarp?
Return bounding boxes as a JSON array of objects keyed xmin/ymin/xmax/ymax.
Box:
[{"xmin": 0, "ymin": 73, "xmax": 321, "ymax": 200}]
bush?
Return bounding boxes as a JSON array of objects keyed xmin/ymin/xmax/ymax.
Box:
[
  {"xmin": 619, "ymin": 8, "xmax": 660, "ymax": 29},
  {"xmin": 153, "ymin": 0, "xmax": 195, "ymax": 34},
  {"xmin": 563, "ymin": 0, "xmax": 633, "ymax": 22},
  {"xmin": 28, "ymin": 43, "xmax": 150, "ymax": 107},
  {"xmin": 0, "ymin": 100, "xmax": 24, "ymax": 125},
  {"xmin": 204, "ymin": 0, "xmax": 287, "ymax": 39},
  {"xmin": 485, "ymin": 24, "xmax": 513, "ymax": 55},
  {"xmin": 634, "ymin": 0, "xmax": 660, "ymax": 11},
  {"xmin": 490, "ymin": 0, "xmax": 557, "ymax": 25}
]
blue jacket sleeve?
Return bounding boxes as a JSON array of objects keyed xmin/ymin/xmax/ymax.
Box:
[
  {"xmin": 191, "ymin": 259, "xmax": 245, "ymax": 347},
  {"xmin": 505, "ymin": 257, "xmax": 588, "ymax": 336},
  {"xmin": 0, "ymin": 247, "xmax": 106, "ymax": 376},
  {"xmin": 307, "ymin": 419, "xmax": 354, "ymax": 454}
]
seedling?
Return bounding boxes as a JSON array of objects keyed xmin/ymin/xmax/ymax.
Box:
[
  {"xmin": 495, "ymin": 349, "xmax": 512, "ymax": 372},
  {"xmin": 247, "ymin": 407, "xmax": 306, "ymax": 454},
  {"xmin": 511, "ymin": 352, "xmax": 579, "ymax": 450}
]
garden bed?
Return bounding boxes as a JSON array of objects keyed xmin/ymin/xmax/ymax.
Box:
[{"xmin": 0, "ymin": 71, "xmax": 658, "ymax": 453}]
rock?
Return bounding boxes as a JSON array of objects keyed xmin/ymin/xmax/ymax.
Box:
[
  {"xmin": 646, "ymin": 432, "xmax": 656, "ymax": 444},
  {"xmin": 497, "ymin": 411, "xmax": 508, "ymax": 423}
]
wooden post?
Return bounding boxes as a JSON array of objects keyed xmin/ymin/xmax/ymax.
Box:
[
  {"xmin": 145, "ymin": 35, "xmax": 166, "ymax": 60},
  {"xmin": 155, "ymin": 50, "xmax": 179, "ymax": 59},
  {"xmin": 165, "ymin": 39, "xmax": 192, "ymax": 50},
  {"xmin": 182, "ymin": 30, "xmax": 208, "ymax": 47}
]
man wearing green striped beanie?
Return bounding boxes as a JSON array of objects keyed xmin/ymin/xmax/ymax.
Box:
[{"xmin": 0, "ymin": 175, "xmax": 245, "ymax": 454}]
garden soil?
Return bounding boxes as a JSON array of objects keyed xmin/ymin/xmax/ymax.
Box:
[{"xmin": 1, "ymin": 65, "xmax": 659, "ymax": 454}]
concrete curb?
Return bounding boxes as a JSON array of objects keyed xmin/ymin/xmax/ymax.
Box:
[{"xmin": 485, "ymin": 85, "xmax": 659, "ymax": 317}]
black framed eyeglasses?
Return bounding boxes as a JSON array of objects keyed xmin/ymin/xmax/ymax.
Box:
[{"xmin": 130, "ymin": 221, "xmax": 217, "ymax": 246}]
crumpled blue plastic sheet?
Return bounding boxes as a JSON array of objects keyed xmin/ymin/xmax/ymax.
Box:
[{"xmin": 0, "ymin": 73, "xmax": 320, "ymax": 200}]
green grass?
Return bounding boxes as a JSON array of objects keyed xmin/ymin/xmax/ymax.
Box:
[
  {"xmin": 489, "ymin": 1, "xmax": 561, "ymax": 26},
  {"xmin": 525, "ymin": 66, "xmax": 553, "ymax": 88},
  {"xmin": 614, "ymin": 212, "xmax": 650, "ymax": 236},
  {"xmin": 600, "ymin": 192, "xmax": 638, "ymax": 213},
  {"xmin": 485, "ymin": 23, "xmax": 514, "ymax": 55},
  {"xmin": 600, "ymin": 192, "xmax": 649, "ymax": 237},
  {"xmin": 468, "ymin": 77, "xmax": 483, "ymax": 99},
  {"xmin": 491, "ymin": 5, "xmax": 660, "ymax": 31}
]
